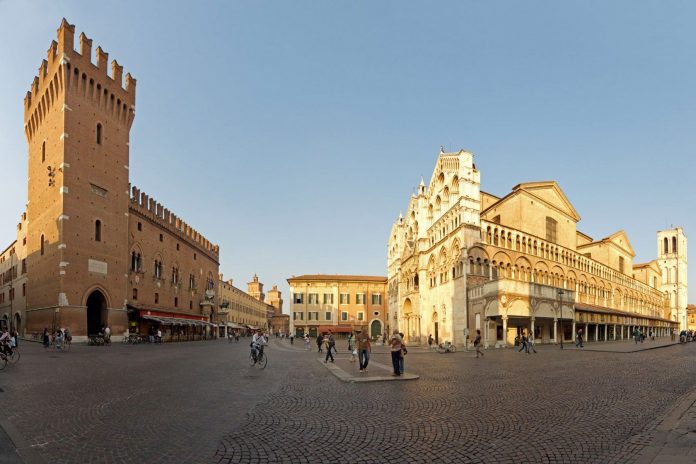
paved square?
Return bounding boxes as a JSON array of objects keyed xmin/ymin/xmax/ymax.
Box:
[{"xmin": 1, "ymin": 339, "xmax": 696, "ymax": 463}]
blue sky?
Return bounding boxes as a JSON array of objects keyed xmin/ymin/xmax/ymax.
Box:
[{"xmin": 0, "ymin": 1, "xmax": 694, "ymax": 308}]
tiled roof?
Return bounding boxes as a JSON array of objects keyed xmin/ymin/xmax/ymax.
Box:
[{"xmin": 287, "ymin": 274, "xmax": 387, "ymax": 283}]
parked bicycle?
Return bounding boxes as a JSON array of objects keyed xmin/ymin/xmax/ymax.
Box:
[
  {"xmin": 88, "ymin": 334, "xmax": 106, "ymax": 346},
  {"xmin": 437, "ymin": 341, "xmax": 457, "ymax": 353}
]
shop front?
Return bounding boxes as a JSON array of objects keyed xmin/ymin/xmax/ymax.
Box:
[{"xmin": 128, "ymin": 307, "xmax": 215, "ymax": 342}]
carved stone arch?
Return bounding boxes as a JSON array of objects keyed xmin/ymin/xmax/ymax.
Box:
[{"xmin": 450, "ymin": 175, "xmax": 459, "ymax": 194}]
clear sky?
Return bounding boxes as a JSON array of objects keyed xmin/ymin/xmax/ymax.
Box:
[{"xmin": 0, "ymin": 1, "xmax": 694, "ymax": 308}]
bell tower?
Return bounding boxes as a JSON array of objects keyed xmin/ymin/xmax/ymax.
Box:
[
  {"xmin": 657, "ymin": 227, "xmax": 688, "ymax": 330},
  {"xmin": 24, "ymin": 19, "xmax": 136, "ymax": 336}
]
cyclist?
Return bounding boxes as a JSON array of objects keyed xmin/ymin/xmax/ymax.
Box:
[
  {"xmin": 0, "ymin": 328, "xmax": 10, "ymax": 356},
  {"xmin": 251, "ymin": 329, "xmax": 267, "ymax": 363}
]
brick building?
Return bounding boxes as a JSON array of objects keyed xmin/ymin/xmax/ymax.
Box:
[{"xmin": 2, "ymin": 19, "xmax": 220, "ymax": 341}]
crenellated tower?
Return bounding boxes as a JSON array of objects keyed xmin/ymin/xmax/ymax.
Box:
[{"xmin": 24, "ymin": 19, "xmax": 136, "ymax": 336}]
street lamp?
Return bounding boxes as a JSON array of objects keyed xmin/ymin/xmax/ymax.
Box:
[{"xmin": 558, "ymin": 289, "xmax": 565, "ymax": 349}]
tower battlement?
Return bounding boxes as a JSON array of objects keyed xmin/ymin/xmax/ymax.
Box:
[
  {"xmin": 129, "ymin": 185, "xmax": 220, "ymax": 259},
  {"xmin": 24, "ymin": 19, "xmax": 137, "ymax": 142}
]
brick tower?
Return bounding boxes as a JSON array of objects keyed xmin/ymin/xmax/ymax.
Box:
[{"xmin": 24, "ymin": 19, "xmax": 135, "ymax": 337}]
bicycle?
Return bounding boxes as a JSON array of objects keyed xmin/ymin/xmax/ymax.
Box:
[
  {"xmin": 6, "ymin": 346, "xmax": 20, "ymax": 364},
  {"xmin": 249, "ymin": 347, "xmax": 268, "ymax": 369},
  {"xmin": 88, "ymin": 335, "xmax": 105, "ymax": 346},
  {"xmin": 437, "ymin": 341, "xmax": 457, "ymax": 353}
]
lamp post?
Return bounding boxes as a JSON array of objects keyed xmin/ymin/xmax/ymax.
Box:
[{"xmin": 558, "ymin": 289, "xmax": 565, "ymax": 349}]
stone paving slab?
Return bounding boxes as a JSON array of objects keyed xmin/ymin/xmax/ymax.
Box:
[
  {"xmin": 636, "ymin": 387, "xmax": 696, "ymax": 463},
  {"xmin": 316, "ymin": 355, "xmax": 419, "ymax": 382}
]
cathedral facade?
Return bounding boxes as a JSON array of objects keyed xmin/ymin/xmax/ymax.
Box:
[{"xmin": 388, "ymin": 148, "xmax": 684, "ymax": 347}]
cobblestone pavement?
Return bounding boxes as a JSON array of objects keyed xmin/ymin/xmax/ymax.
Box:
[{"xmin": 1, "ymin": 338, "xmax": 696, "ymax": 463}]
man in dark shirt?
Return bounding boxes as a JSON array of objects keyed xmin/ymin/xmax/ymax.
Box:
[{"xmin": 356, "ymin": 330, "xmax": 372, "ymax": 373}]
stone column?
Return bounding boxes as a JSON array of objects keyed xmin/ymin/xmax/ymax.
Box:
[
  {"xmin": 553, "ymin": 318, "xmax": 558, "ymax": 344},
  {"xmin": 531, "ymin": 317, "xmax": 535, "ymax": 339},
  {"xmin": 484, "ymin": 319, "xmax": 489, "ymax": 349},
  {"xmin": 595, "ymin": 324, "xmax": 599, "ymax": 342},
  {"xmin": 572, "ymin": 320, "xmax": 576, "ymax": 342},
  {"xmin": 613, "ymin": 324, "xmax": 616, "ymax": 341},
  {"xmin": 502, "ymin": 316, "xmax": 508, "ymax": 348}
]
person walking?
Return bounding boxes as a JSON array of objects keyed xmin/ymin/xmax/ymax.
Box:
[
  {"xmin": 389, "ymin": 330, "xmax": 403, "ymax": 376},
  {"xmin": 104, "ymin": 325, "xmax": 111, "ymax": 345},
  {"xmin": 42, "ymin": 328, "xmax": 50, "ymax": 349},
  {"xmin": 304, "ymin": 334, "xmax": 310, "ymax": 350},
  {"xmin": 325, "ymin": 331, "xmax": 335, "ymax": 363},
  {"xmin": 316, "ymin": 334, "xmax": 323, "ymax": 353},
  {"xmin": 474, "ymin": 329, "xmax": 484, "ymax": 358},
  {"xmin": 575, "ymin": 328, "xmax": 584, "ymax": 348},
  {"xmin": 428, "ymin": 334, "xmax": 434, "ymax": 349},
  {"xmin": 348, "ymin": 333, "xmax": 356, "ymax": 363},
  {"xmin": 633, "ymin": 328, "xmax": 640, "ymax": 344},
  {"xmin": 399, "ymin": 332, "xmax": 407, "ymax": 374},
  {"xmin": 517, "ymin": 330, "xmax": 528, "ymax": 353},
  {"xmin": 356, "ymin": 330, "xmax": 371, "ymax": 373},
  {"xmin": 528, "ymin": 330, "xmax": 538, "ymax": 354}
]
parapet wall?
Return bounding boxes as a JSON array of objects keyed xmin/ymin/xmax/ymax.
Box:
[
  {"xmin": 24, "ymin": 18, "xmax": 136, "ymax": 142},
  {"xmin": 129, "ymin": 185, "xmax": 220, "ymax": 259}
]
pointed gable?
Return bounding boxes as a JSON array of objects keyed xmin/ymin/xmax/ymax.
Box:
[
  {"xmin": 604, "ymin": 230, "xmax": 636, "ymax": 257},
  {"xmin": 513, "ymin": 181, "xmax": 581, "ymax": 222}
]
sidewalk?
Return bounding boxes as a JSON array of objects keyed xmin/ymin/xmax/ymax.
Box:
[
  {"xmin": 636, "ymin": 388, "xmax": 696, "ymax": 463},
  {"xmin": 568, "ymin": 338, "xmax": 679, "ymax": 353}
]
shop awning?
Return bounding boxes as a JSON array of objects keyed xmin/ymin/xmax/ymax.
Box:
[
  {"xmin": 246, "ymin": 325, "xmax": 259, "ymax": 330},
  {"xmin": 226, "ymin": 323, "xmax": 246, "ymax": 329}
]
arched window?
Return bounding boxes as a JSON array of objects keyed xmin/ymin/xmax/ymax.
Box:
[
  {"xmin": 40, "ymin": 234, "xmax": 45, "ymax": 255},
  {"xmin": 672, "ymin": 236, "xmax": 678, "ymax": 254},
  {"xmin": 95, "ymin": 220, "xmax": 101, "ymax": 242},
  {"xmin": 41, "ymin": 141, "xmax": 46, "ymax": 163},
  {"xmin": 174, "ymin": 297, "xmax": 178, "ymax": 307},
  {"xmin": 96, "ymin": 123, "xmax": 102, "ymax": 145},
  {"xmin": 664, "ymin": 237, "xmax": 669, "ymax": 254}
]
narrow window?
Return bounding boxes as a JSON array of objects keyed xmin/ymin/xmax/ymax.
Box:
[
  {"xmin": 137, "ymin": 222, "xmax": 142, "ymax": 231},
  {"xmin": 155, "ymin": 293, "xmax": 159, "ymax": 304},
  {"xmin": 174, "ymin": 297, "xmax": 178, "ymax": 307},
  {"xmin": 176, "ymin": 243, "xmax": 180, "ymax": 251},
  {"xmin": 42, "ymin": 141, "xmax": 46, "ymax": 163},
  {"xmin": 159, "ymin": 234, "xmax": 163, "ymax": 242},
  {"xmin": 132, "ymin": 288, "xmax": 138, "ymax": 300},
  {"xmin": 189, "ymin": 301, "xmax": 193, "ymax": 310},
  {"xmin": 546, "ymin": 217, "xmax": 557, "ymax": 244},
  {"xmin": 619, "ymin": 256, "xmax": 625, "ymax": 274},
  {"xmin": 96, "ymin": 123, "xmax": 102, "ymax": 145},
  {"xmin": 664, "ymin": 237, "xmax": 669, "ymax": 254},
  {"xmin": 22, "ymin": 283, "xmax": 26, "ymax": 297},
  {"xmin": 673, "ymin": 236, "xmax": 678, "ymax": 254},
  {"xmin": 95, "ymin": 219, "xmax": 102, "ymax": 242},
  {"xmin": 194, "ymin": 253, "xmax": 197, "ymax": 261},
  {"xmin": 40, "ymin": 234, "xmax": 45, "ymax": 255}
]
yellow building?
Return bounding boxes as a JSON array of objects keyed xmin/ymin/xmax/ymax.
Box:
[
  {"xmin": 288, "ymin": 275, "xmax": 387, "ymax": 339},
  {"xmin": 688, "ymin": 304, "xmax": 696, "ymax": 331},
  {"xmin": 216, "ymin": 274, "xmax": 275, "ymax": 336},
  {"xmin": 389, "ymin": 148, "xmax": 681, "ymax": 347}
]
